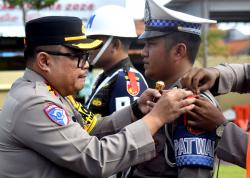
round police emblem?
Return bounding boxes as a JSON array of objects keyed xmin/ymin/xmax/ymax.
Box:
[{"xmin": 92, "ymin": 98, "xmax": 102, "ymax": 106}]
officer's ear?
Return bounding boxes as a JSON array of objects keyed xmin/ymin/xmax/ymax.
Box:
[
  {"xmin": 111, "ymin": 38, "xmax": 121, "ymax": 51},
  {"xmin": 36, "ymin": 52, "xmax": 50, "ymax": 72},
  {"xmin": 172, "ymin": 43, "xmax": 187, "ymax": 62}
]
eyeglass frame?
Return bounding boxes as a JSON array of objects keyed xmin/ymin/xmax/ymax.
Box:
[{"xmin": 35, "ymin": 50, "xmax": 89, "ymax": 68}]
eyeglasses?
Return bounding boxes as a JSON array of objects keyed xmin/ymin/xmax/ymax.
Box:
[{"xmin": 36, "ymin": 50, "xmax": 89, "ymax": 68}]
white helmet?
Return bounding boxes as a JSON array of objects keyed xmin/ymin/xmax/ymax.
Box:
[{"xmin": 86, "ymin": 5, "xmax": 137, "ymax": 38}]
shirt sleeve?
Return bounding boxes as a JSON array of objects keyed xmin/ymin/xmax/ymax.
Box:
[
  {"xmin": 12, "ymin": 100, "xmax": 155, "ymax": 178},
  {"xmin": 216, "ymin": 122, "xmax": 247, "ymax": 168},
  {"xmin": 214, "ymin": 63, "xmax": 250, "ymax": 94},
  {"xmin": 91, "ymin": 106, "xmax": 133, "ymax": 137}
]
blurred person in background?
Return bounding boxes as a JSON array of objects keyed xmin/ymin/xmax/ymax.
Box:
[{"xmin": 85, "ymin": 5, "xmax": 148, "ymax": 118}]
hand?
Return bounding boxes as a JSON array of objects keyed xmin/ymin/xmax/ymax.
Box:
[
  {"xmin": 181, "ymin": 67, "xmax": 220, "ymax": 94},
  {"xmin": 137, "ymin": 88, "xmax": 161, "ymax": 114},
  {"xmin": 143, "ymin": 88, "xmax": 196, "ymax": 135},
  {"xmin": 186, "ymin": 97, "xmax": 226, "ymax": 132}
]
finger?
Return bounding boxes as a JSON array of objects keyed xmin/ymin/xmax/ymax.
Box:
[
  {"xmin": 161, "ymin": 89, "xmax": 171, "ymax": 93},
  {"xmin": 179, "ymin": 104, "xmax": 195, "ymax": 115},
  {"xmin": 151, "ymin": 89, "xmax": 162, "ymax": 98},
  {"xmin": 147, "ymin": 105, "xmax": 153, "ymax": 112},
  {"xmin": 179, "ymin": 89, "xmax": 194, "ymax": 99},
  {"xmin": 145, "ymin": 88, "xmax": 162, "ymax": 98},
  {"xmin": 186, "ymin": 110, "xmax": 200, "ymax": 121},
  {"xmin": 168, "ymin": 89, "xmax": 194, "ymax": 100},
  {"xmin": 146, "ymin": 100, "xmax": 155, "ymax": 108},
  {"xmin": 179, "ymin": 97, "xmax": 196, "ymax": 108},
  {"xmin": 193, "ymin": 98, "xmax": 209, "ymax": 107},
  {"xmin": 198, "ymin": 83, "xmax": 211, "ymax": 92},
  {"xmin": 181, "ymin": 67, "xmax": 200, "ymax": 89},
  {"xmin": 188, "ymin": 104, "xmax": 204, "ymax": 115},
  {"xmin": 191, "ymin": 69, "xmax": 207, "ymax": 92}
]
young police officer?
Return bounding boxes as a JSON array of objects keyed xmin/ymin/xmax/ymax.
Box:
[
  {"xmin": 0, "ymin": 16, "xmax": 196, "ymax": 178},
  {"xmin": 128, "ymin": 0, "xmax": 218, "ymax": 177}
]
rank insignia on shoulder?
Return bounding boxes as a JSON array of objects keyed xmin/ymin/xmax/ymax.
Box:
[
  {"xmin": 47, "ymin": 85, "xmax": 58, "ymax": 97},
  {"xmin": 44, "ymin": 104, "xmax": 69, "ymax": 126}
]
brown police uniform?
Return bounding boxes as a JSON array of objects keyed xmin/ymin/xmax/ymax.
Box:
[
  {"xmin": 0, "ymin": 16, "xmax": 156, "ymax": 178},
  {"xmin": 213, "ymin": 63, "xmax": 250, "ymax": 94},
  {"xmin": 130, "ymin": 79, "xmax": 217, "ymax": 178},
  {"xmin": 0, "ymin": 68, "xmax": 155, "ymax": 178},
  {"xmin": 130, "ymin": 0, "xmax": 218, "ymax": 177},
  {"xmin": 214, "ymin": 63, "xmax": 250, "ymax": 168},
  {"xmin": 217, "ymin": 122, "xmax": 248, "ymax": 168}
]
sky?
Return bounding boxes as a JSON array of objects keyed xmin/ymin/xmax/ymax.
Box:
[
  {"xmin": 126, "ymin": 0, "xmax": 166, "ymax": 19},
  {"xmin": 125, "ymin": 0, "xmax": 250, "ymax": 35}
]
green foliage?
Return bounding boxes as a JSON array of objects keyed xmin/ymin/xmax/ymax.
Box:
[
  {"xmin": 3, "ymin": 0, "xmax": 57, "ymax": 9},
  {"xmin": 214, "ymin": 164, "xmax": 245, "ymax": 178},
  {"xmin": 198, "ymin": 29, "xmax": 230, "ymax": 58}
]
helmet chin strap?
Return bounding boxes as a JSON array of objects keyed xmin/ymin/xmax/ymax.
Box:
[{"xmin": 90, "ymin": 36, "xmax": 113, "ymax": 65}]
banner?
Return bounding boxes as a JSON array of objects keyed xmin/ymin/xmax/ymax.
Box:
[{"xmin": 0, "ymin": 0, "xmax": 125, "ymax": 37}]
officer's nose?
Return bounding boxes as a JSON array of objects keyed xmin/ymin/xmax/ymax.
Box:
[
  {"xmin": 141, "ymin": 44, "xmax": 149, "ymax": 58},
  {"xmin": 82, "ymin": 60, "xmax": 89, "ymax": 70}
]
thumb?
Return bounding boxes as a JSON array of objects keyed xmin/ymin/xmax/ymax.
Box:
[{"xmin": 198, "ymin": 83, "xmax": 211, "ymax": 92}]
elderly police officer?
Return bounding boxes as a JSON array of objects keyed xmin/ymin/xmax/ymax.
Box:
[
  {"xmin": 0, "ymin": 16, "xmax": 196, "ymax": 178},
  {"xmin": 127, "ymin": 0, "xmax": 218, "ymax": 178}
]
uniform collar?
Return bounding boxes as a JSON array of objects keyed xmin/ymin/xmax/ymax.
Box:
[
  {"xmin": 23, "ymin": 68, "xmax": 63, "ymax": 100},
  {"xmin": 23, "ymin": 68, "xmax": 47, "ymax": 83},
  {"xmin": 103, "ymin": 57, "xmax": 133, "ymax": 76}
]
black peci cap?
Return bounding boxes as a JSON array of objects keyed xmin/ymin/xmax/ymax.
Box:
[{"xmin": 24, "ymin": 16, "xmax": 102, "ymax": 50}]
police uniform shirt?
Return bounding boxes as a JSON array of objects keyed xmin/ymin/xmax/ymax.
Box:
[
  {"xmin": 212, "ymin": 63, "xmax": 250, "ymax": 168},
  {"xmin": 132, "ymin": 0, "xmax": 218, "ymax": 176},
  {"xmin": 86, "ymin": 58, "xmax": 148, "ymax": 117},
  {"xmin": 0, "ymin": 68, "xmax": 156, "ymax": 178},
  {"xmin": 130, "ymin": 80, "xmax": 217, "ymax": 178},
  {"xmin": 217, "ymin": 122, "xmax": 247, "ymax": 168}
]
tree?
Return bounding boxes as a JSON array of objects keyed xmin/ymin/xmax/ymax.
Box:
[
  {"xmin": 198, "ymin": 28, "xmax": 230, "ymax": 58},
  {"xmin": 3, "ymin": 0, "xmax": 58, "ymax": 25}
]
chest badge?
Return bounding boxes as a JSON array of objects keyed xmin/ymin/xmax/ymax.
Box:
[{"xmin": 126, "ymin": 71, "xmax": 140, "ymax": 96}]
